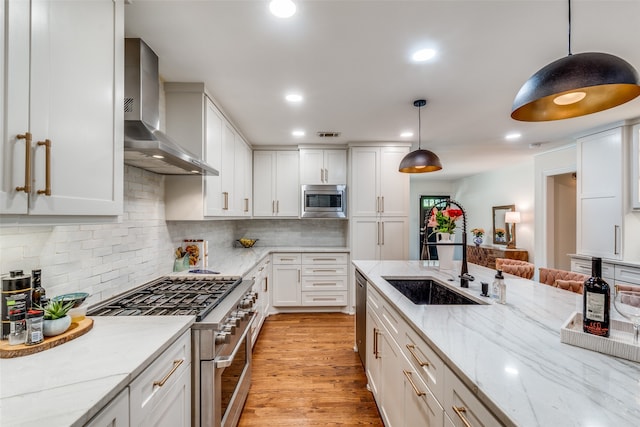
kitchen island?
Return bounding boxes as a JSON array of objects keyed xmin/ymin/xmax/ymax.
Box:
[
  {"xmin": 354, "ymin": 260, "xmax": 640, "ymax": 427},
  {"xmin": 0, "ymin": 316, "xmax": 194, "ymax": 426}
]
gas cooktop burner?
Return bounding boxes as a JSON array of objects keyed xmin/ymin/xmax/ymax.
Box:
[{"xmin": 88, "ymin": 276, "xmax": 242, "ymax": 321}]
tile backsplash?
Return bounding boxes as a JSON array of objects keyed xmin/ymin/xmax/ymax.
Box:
[{"xmin": 0, "ymin": 166, "xmax": 347, "ymax": 304}]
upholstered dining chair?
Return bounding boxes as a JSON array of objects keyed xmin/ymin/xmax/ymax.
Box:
[
  {"xmin": 495, "ymin": 258, "xmax": 534, "ymax": 279},
  {"xmin": 538, "ymin": 267, "xmax": 589, "ymax": 294},
  {"xmin": 615, "ymin": 284, "xmax": 640, "ymax": 307}
]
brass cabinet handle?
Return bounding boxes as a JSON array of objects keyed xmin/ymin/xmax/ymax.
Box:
[
  {"xmin": 312, "ymin": 258, "xmax": 337, "ymax": 262},
  {"xmin": 324, "ymin": 168, "xmax": 328, "ymax": 183},
  {"xmin": 264, "ymin": 276, "xmax": 268, "ymax": 292},
  {"xmin": 381, "ymin": 196, "xmax": 384, "ymax": 213},
  {"xmin": 402, "ymin": 370, "xmax": 426, "ymax": 396},
  {"xmin": 614, "ymin": 225, "xmax": 620, "ymax": 255},
  {"xmin": 16, "ymin": 132, "xmax": 32, "ymax": 193},
  {"xmin": 373, "ymin": 327, "xmax": 379, "ymax": 359},
  {"xmin": 244, "ymin": 198, "xmax": 249, "ymax": 212},
  {"xmin": 320, "ymin": 168, "xmax": 324, "ymax": 183},
  {"xmin": 223, "ymin": 192, "xmax": 229, "ymax": 210},
  {"xmin": 381, "ymin": 222, "xmax": 385, "ymax": 245},
  {"xmin": 310, "ymin": 282, "xmax": 337, "ymax": 287},
  {"xmin": 153, "ymin": 359, "xmax": 184, "ymax": 387},
  {"xmin": 272, "ymin": 200, "xmax": 275, "ymax": 214},
  {"xmin": 312, "ymin": 269, "xmax": 338, "ymax": 273},
  {"xmin": 298, "ymin": 269, "xmax": 301, "ymax": 283},
  {"xmin": 405, "ymin": 344, "xmax": 429, "ymax": 367},
  {"xmin": 36, "ymin": 139, "xmax": 52, "ymax": 196},
  {"xmin": 376, "ymin": 196, "xmax": 380, "ymax": 213},
  {"xmin": 276, "ymin": 200, "xmax": 279, "ymax": 214},
  {"xmin": 452, "ymin": 406, "xmax": 473, "ymax": 427}
]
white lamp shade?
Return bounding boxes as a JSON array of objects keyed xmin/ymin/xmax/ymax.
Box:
[{"xmin": 505, "ymin": 211, "xmax": 521, "ymax": 224}]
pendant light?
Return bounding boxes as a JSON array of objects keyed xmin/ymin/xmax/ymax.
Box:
[
  {"xmin": 511, "ymin": 0, "xmax": 640, "ymax": 122},
  {"xmin": 399, "ymin": 99, "xmax": 442, "ymax": 173}
]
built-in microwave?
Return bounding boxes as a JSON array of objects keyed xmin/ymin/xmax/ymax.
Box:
[{"xmin": 301, "ymin": 185, "xmax": 347, "ymax": 218}]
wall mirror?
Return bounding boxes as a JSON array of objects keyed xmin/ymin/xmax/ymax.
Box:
[{"xmin": 492, "ymin": 204, "xmax": 515, "ymax": 245}]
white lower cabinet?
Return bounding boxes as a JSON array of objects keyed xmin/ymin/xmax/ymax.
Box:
[
  {"xmin": 85, "ymin": 388, "xmax": 129, "ymax": 427},
  {"xmin": 571, "ymin": 256, "xmax": 640, "ymax": 286},
  {"xmin": 129, "ymin": 331, "xmax": 191, "ymax": 427},
  {"xmin": 249, "ymin": 255, "xmax": 271, "ymax": 347},
  {"xmin": 402, "ymin": 353, "xmax": 444, "ymax": 427},
  {"xmin": 84, "ymin": 331, "xmax": 191, "ymax": 427},
  {"xmin": 272, "ymin": 252, "xmax": 348, "ymax": 308},
  {"xmin": 444, "ymin": 367, "xmax": 501, "ymax": 427},
  {"xmin": 364, "ymin": 276, "xmax": 501, "ymax": 427}
]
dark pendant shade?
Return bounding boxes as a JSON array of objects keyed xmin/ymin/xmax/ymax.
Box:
[
  {"xmin": 398, "ymin": 149, "xmax": 442, "ymax": 173},
  {"xmin": 511, "ymin": 52, "xmax": 640, "ymax": 121}
]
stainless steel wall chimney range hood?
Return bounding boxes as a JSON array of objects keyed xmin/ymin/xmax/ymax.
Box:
[{"xmin": 124, "ymin": 38, "xmax": 219, "ymax": 176}]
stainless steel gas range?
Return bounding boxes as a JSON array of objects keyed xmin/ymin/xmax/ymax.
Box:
[{"xmin": 89, "ymin": 275, "xmax": 257, "ymax": 427}]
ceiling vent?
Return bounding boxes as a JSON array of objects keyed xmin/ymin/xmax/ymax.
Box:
[{"xmin": 316, "ymin": 131, "xmax": 341, "ymax": 138}]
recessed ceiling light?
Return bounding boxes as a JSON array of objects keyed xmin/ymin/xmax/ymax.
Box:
[
  {"xmin": 505, "ymin": 132, "xmax": 522, "ymax": 140},
  {"xmin": 270, "ymin": 0, "xmax": 296, "ymax": 18},
  {"xmin": 285, "ymin": 93, "xmax": 303, "ymax": 102},
  {"xmin": 292, "ymin": 130, "xmax": 305, "ymax": 137},
  {"xmin": 400, "ymin": 131, "xmax": 414, "ymax": 138},
  {"xmin": 412, "ymin": 48, "xmax": 437, "ymax": 62}
]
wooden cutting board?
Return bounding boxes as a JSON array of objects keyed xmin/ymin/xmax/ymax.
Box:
[{"xmin": 0, "ymin": 317, "xmax": 93, "ymax": 358}]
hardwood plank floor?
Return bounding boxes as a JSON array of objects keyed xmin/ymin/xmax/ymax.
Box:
[{"xmin": 238, "ymin": 313, "xmax": 383, "ymax": 427}]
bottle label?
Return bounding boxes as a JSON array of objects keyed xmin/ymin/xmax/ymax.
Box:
[{"xmin": 585, "ymin": 292, "xmax": 605, "ymax": 322}]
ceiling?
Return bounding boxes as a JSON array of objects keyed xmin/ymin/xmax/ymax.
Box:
[{"xmin": 124, "ymin": 0, "xmax": 640, "ymax": 180}]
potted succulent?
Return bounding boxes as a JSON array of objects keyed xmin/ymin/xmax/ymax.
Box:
[{"xmin": 39, "ymin": 299, "xmax": 75, "ymax": 336}]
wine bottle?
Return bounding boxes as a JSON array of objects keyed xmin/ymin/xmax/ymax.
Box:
[{"xmin": 583, "ymin": 257, "xmax": 610, "ymax": 337}]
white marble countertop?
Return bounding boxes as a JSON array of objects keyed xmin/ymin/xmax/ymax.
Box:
[
  {"xmin": 189, "ymin": 246, "xmax": 350, "ymax": 277},
  {"xmin": 353, "ymin": 260, "xmax": 640, "ymax": 427},
  {"xmin": 0, "ymin": 316, "xmax": 194, "ymax": 427}
]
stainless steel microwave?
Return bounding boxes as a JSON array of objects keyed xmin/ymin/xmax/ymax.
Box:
[{"xmin": 301, "ymin": 185, "xmax": 347, "ymax": 218}]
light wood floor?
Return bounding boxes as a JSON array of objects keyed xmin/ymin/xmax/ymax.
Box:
[{"xmin": 237, "ymin": 313, "xmax": 383, "ymax": 426}]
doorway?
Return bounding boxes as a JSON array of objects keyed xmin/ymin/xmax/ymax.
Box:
[
  {"xmin": 419, "ymin": 195, "xmax": 450, "ymax": 260},
  {"xmin": 546, "ymin": 172, "xmax": 577, "ymax": 270}
]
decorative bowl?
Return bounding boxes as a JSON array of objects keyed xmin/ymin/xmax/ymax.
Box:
[
  {"xmin": 236, "ymin": 238, "xmax": 258, "ymax": 248},
  {"xmin": 52, "ymin": 292, "xmax": 90, "ymax": 308}
]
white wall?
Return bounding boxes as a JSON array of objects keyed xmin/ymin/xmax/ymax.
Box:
[{"xmin": 453, "ymin": 159, "xmax": 535, "ymax": 263}]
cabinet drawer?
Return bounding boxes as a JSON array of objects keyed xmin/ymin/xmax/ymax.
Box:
[
  {"xmin": 302, "ymin": 265, "xmax": 348, "ymax": 276},
  {"xmin": 444, "ymin": 367, "xmax": 502, "ymax": 427},
  {"xmin": 381, "ymin": 303, "xmax": 402, "ymax": 345},
  {"xmin": 301, "ymin": 291, "xmax": 348, "ymax": 306},
  {"xmin": 404, "ymin": 325, "xmax": 445, "ymax": 402},
  {"xmin": 571, "ymin": 258, "xmax": 614, "ymax": 279},
  {"xmin": 273, "ymin": 253, "xmax": 302, "ymax": 264},
  {"xmin": 367, "ymin": 283, "xmax": 383, "ymax": 314},
  {"xmin": 85, "ymin": 388, "xmax": 129, "ymax": 427},
  {"xmin": 401, "ymin": 352, "xmax": 444, "ymax": 427},
  {"xmin": 615, "ymin": 264, "xmax": 640, "ymax": 285},
  {"xmin": 301, "ymin": 276, "xmax": 348, "ymax": 291},
  {"xmin": 129, "ymin": 331, "xmax": 191, "ymax": 426},
  {"xmin": 301, "ymin": 253, "xmax": 348, "ymax": 265}
]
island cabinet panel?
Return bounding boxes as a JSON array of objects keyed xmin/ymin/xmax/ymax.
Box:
[
  {"xmin": 466, "ymin": 246, "xmax": 528, "ymax": 270},
  {"xmin": 84, "ymin": 388, "xmax": 130, "ymax": 427},
  {"xmin": 362, "ymin": 270, "xmax": 501, "ymax": 427},
  {"xmin": 444, "ymin": 367, "xmax": 503, "ymax": 427}
]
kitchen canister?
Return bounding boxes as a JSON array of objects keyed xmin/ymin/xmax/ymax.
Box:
[{"xmin": 2, "ymin": 270, "xmax": 32, "ymax": 339}]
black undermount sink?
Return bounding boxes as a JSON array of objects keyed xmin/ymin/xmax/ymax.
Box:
[{"xmin": 384, "ymin": 278, "xmax": 480, "ymax": 305}]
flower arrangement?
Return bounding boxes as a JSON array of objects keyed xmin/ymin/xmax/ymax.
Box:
[
  {"xmin": 428, "ymin": 207, "xmax": 464, "ymax": 234},
  {"xmin": 470, "ymin": 228, "xmax": 484, "ymax": 238}
]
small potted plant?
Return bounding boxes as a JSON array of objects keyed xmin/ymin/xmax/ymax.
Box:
[{"xmin": 39, "ymin": 299, "xmax": 75, "ymax": 337}]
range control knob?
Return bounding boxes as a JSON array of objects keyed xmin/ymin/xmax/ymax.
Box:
[
  {"xmin": 222, "ymin": 324, "xmax": 236, "ymax": 334},
  {"xmin": 233, "ymin": 310, "xmax": 248, "ymax": 320},
  {"xmin": 215, "ymin": 332, "xmax": 230, "ymax": 344},
  {"xmin": 229, "ymin": 316, "xmax": 241, "ymax": 327},
  {"xmin": 240, "ymin": 299, "xmax": 253, "ymax": 309}
]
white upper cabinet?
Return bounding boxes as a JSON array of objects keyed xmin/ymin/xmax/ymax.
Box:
[
  {"xmin": 299, "ymin": 149, "xmax": 347, "ymax": 185},
  {"xmin": 350, "ymin": 145, "xmax": 410, "ymax": 217},
  {"xmin": 1, "ymin": 0, "xmax": 124, "ymax": 217},
  {"xmin": 577, "ymin": 127, "xmax": 625, "ymax": 260},
  {"xmin": 164, "ymin": 83, "xmax": 251, "ymax": 220},
  {"xmin": 253, "ymin": 150, "xmax": 299, "ymax": 217}
]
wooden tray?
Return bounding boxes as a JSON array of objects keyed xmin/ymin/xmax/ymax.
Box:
[
  {"xmin": 560, "ymin": 312, "xmax": 640, "ymax": 363},
  {"xmin": 0, "ymin": 317, "xmax": 93, "ymax": 359}
]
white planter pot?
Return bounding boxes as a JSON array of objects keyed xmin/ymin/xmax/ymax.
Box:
[
  {"xmin": 436, "ymin": 232, "xmax": 455, "ymax": 271},
  {"xmin": 43, "ymin": 315, "xmax": 72, "ymax": 337}
]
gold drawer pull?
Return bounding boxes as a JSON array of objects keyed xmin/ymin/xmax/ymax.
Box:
[
  {"xmin": 452, "ymin": 406, "xmax": 473, "ymax": 427},
  {"xmin": 223, "ymin": 192, "xmax": 229, "ymax": 210},
  {"xmin": 402, "ymin": 370, "xmax": 426, "ymax": 396},
  {"xmin": 406, "ymin": 344, "xmax": 429, "ymax": 367},
  {"xmin": 153, "ymin": 359, "xmax": 184, "ymax": 387},
  {"xmin": 16, "ymin": 132, "xmax": 32, "ymax": 193},
  {"xmin": 37, "ymin": 139, "xmax": 52, "ymax": 195},
  {"xmin": 373, "ymin": 327, "xmax": 379, "ymax": 359}
]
